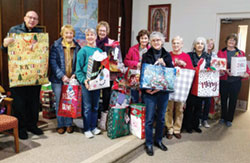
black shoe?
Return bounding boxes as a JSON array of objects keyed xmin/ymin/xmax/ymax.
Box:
[
  {"xmin": 27, "ymin": 127, "xmax": 44, "ymax": 135},
  {"xmin": 154, "ymin": 142, "xmax": 168, "ymax": 151},
  {"xmin": 186, "ymin": 128, "xmax": 193, "ymax": 133},
  {"xmin": 19, "ymin": 130, "xmax": 28, "ymax": 140},
  {"xmin": 145, "ymin": 145, "xmax": 154, "ymax": 156},
  {"xmin": 193, "ymin": 128, "xmax": 202, "ymax": 133}
]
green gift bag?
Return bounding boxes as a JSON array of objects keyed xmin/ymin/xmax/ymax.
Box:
[{"xmin": 107, "ymin": 107, "xmax": 130, "ymax": 139}]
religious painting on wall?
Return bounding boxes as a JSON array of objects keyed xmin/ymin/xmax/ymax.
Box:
[
  {"xmin": 148, "ymin": 4, "xmax": 171, "ymax": 42},
  {"xmin": 63, "ymin": 0, "xmax": 98, "ymax": 47},
  {"xmin": 8, "ymin": 33, "xmax": 49, "ymax": 87}
]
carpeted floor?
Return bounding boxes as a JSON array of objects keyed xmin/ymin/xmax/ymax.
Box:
[{"xmin": 1, "ymin": 109, "xmax": 250, "ymax": 163}]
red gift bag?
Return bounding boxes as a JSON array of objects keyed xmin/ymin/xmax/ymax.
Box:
[{"xmin": 58, "ymin": 85, "xmax": 82, "ymax": 118}]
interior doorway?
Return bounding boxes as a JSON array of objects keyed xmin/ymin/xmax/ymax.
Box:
[{"xmin": 219, "ymin": 18, "xmax": 250, "ymax": 111}]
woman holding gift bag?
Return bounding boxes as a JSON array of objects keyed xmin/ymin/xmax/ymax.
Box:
[
  {"xmin": 141, "ymin": 31, "xmax": 174, "ymax": 156},
  {"xmin": 76, "ymin": 28, "xmax": 102, "ymax": 139},
  {"xmin": 217, "ymin": 33, "xmax": 250, "ymax": 127},
  {"xmin": 96, "ymin": 21, "xmax": 124, "ymax": 113},
  {"xmin": 49, "ymin": 24, "xmax": 81, "ymax": 134},
  {"xmin": 124, "ymin": 29, "xmax": 150, "ymax": 103},
  {"xmin": 165, "ymin": 36, "xmax": 194, "ymax": 140},
  {"xmin": 183, "ymin": 37, "xmax": 211, "ymax": 134}
]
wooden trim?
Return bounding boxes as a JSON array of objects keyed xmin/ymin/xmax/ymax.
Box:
[{"xmin": 0, "ymin": 0, "xmax": 2, "ymax": 85}]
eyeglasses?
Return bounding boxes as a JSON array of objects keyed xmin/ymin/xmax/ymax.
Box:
[
  {"xmin": 26, "ymin": 16, "xmax": 38, "ymax": 21},
  {"xmin": 151, "ymin": 39, "xmax": 161, "ymax": 43}
]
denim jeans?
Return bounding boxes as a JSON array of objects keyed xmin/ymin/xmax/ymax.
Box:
[
  {"xmin": 144, "ymin": 91, "xmax": 169, "ymax": 146},
  {"xmin": 131, "ymin": 89, "xmax": 139, "ymax": 103},
  {"xmin": 81, "ymin": 84, "xmax": 100, "ymax": 132},
  {"xmin": 200, "ymin": 97, "xmax": 211, "ymax": 121},
  {"xmin": 52, "ymin": 83, "xmax": 73, "ymax": 128}
]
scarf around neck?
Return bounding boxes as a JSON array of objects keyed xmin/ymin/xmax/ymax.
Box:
[{"xmin": 96, "ymin": 36, "xmax": 109, "ymax": 51}]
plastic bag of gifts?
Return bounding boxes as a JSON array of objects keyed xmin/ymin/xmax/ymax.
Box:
[
  {"xmin": 87, "ymin": 50, "xmax": 110, "ymax": 90},
  {"xmin": 140, "ymin": 63, "xmax": 176, "ymax": 91},
  {"xmin": 191, "ymin": 58, "xmax": 220, "ymax": 97},
  {"xmin": 130, "ymin": 103, "xmax": 146, "ymax": 139},
  {"xmin": 231, "ymin": 56, "xmax": 247, "ymax": 76},
  {"xmin": 107, "ymin": 106, "xmax": 130, "ymax": 139},
  {"xmin": 125, "ymin": 68, "xmax": 140, "ymax": 89},
  {"xmin": 58, "ymin": 80, "xmax": 82, "ymax": 118},
  {"xmin": 104, "ymin": 41, "xmax": 123, "ymax": 72}
]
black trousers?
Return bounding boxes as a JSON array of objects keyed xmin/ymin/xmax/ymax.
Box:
[
  {"xmin": 220, "ymin": 80, "xmax": 241, "ymax": 122},
  {"xmin": 10, "ymin": 85, "xmax": 41, "ymax": 131},
  {"xmin": 184, "ymin": 94, "xmax": 203, "ymax": 130}
]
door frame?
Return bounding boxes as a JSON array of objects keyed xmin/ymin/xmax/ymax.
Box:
[{"xmin": 215, "ymin": 12, "xmax": 250, "ymax": 52}]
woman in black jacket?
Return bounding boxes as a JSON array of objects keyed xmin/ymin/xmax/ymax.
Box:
[
  {"xmin": 183, "ymin": 37, "xmax": 211, "ymax": 133},
  {"xmin": 141, "ymin": 31, "xmax": 174, "ymax": 156}
]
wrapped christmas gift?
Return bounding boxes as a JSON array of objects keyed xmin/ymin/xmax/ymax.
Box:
[
  {"xmin": 231, "ymin": 57, "xmax": 247, "ymax": 76},
  {"xmin": 8, "ymin": 33, "xmax": 49, "ymax": 87},
  {"xmin": 58, "ymin": 84, "xmax": 82, "ymax": 118},
  {"xmin": 140, "ymin": 63, "xmax": 176, "ymax": 91},
  {"xmin": 210, "ymin": 57, "xmax": 227, "ymax": 70},
  {"xmin": 130, "ymin": 103, "xmax": 145, "ymax": 139},
  {"xmin": 169, "ymin": 68, "xmax": 195, "ymax": 102},
  {"xmin": 104, "ymin": 41, "xmax": 123, "ymax": 72},
  {"xmin": 87, "ymin": 51, "xmax": 110, "ymax": 90},
  {"xmin": 107, "ymin": 106, "xmax": 130, "ymax": 139}
]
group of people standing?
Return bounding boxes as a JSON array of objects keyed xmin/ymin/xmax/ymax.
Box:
[{"xmin": 2, "ymin": 10, "xmax": 250, "ymax": 157}]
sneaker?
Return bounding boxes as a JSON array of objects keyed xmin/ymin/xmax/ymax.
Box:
[
  {"xmin": 226, "ymin": 121, "xmax": 232, "ymax": 127},
  {"xmin": 199, "ymin": 119, "xmax": 202, "ymax": 127},
  {"xmin": 219, "ymin": 119, "xmax": 225, "ymax": 124},
  {"xmin": 85, "ymin": 131, "xmax": 94, "ymax": 139},
  {"xmin": 27, "ymin": 127, "xmax": 44, "ymax": 135},
  {"xmin": 91, "ymin": 128, "xmax": 101, "ymax": 135},
  {"xmin": 203, "ymin": 120, "xmax": 210, "ymax": 128}
]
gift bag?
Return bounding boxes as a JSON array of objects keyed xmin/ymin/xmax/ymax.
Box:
[
  {"xmin": 231, "ymin": 57, "xmax": 247, "ymax": 76},
  {"xmin": 130, "ymin": 103, "xmax": 145, "ymax": 139},
  {"xmin": 210, "ymin": 57, "xmax": 227, "ymax": 70},
  {"xmin": 109, "ymin": 90, "xmax": 131, "ymax": 108},
  {"xmin": 191, "ymin": 70, "xmax": 219, "ymax": 97},
  {"xmin": 169, "ymin": 68, "xmax": 195, "ymax": 102},
  {"xmin": 107, "ymin": 107, "xmax": 130, "ymax": 139},
  {"xmin": 104, "ymin": 41, "xmax": 123, "ymax": 72},
  {"xmin": 58, "ymin": 85, "xmax": 82, "ymax": 118},
  {"xmin": 8, "ymin": 33, "xmax": 49, "ymax": 87},
  {"xmin": 87, "ymin": 51, "xmax": 110, "ymax": 90},
  {"xmin": 40, "ymin": 83, "xmax": 56, "ymax": 119},
  {"xmin": 125, "ymin": 68, "xmax": 140, "ymax": 88},
  {"xmin": 140, "ymin": 63, "xmax": 176, "ymax": 91},
  {"xmin": 98, "ymin": 111, "xmax": 108, "ymax": 131}
]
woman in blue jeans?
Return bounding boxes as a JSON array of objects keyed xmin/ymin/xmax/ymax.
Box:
[
  {"xmin": 141, "ymin": 31, "xmax": 174, "ymax": 156},
  {"xmin": 75, "ymin": 28, "xmax": 103, "ymax": 139},
  {"xmin": 49, "ymin": 24, "xmax": 81, "ymax": 134}
]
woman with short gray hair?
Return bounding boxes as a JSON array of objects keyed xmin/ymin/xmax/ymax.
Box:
[
  {"xmin": 183, "ymin": 37, "xmax": 211, "ymax": 134},
  {"xmin": 141, "ymin": 31, "xmax": 174, "ymax": 156}
]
